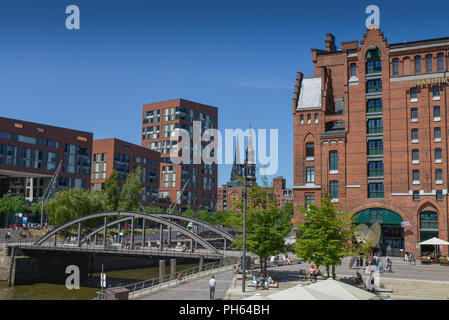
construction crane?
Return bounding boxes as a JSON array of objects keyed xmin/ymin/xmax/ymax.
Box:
[{"xmin": 40, "ymin": 161, "xmax": 63, "ymax": 228}]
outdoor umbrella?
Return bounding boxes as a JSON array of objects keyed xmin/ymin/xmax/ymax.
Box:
[
  {"xmin": 267, "ymin": 284, "xmax": 336, "ymax": 300},
  {"xmin": 418, "ymin": 237, "xmax": 449, "ymax": 259},
  {"xmin": 305, "ymin": 279, "xmax": 376, "ymax": 300}
]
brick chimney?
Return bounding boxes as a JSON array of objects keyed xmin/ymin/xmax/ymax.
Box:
[{"xmin": 325, "ymin": 33, "xmax": 336, "ymax": 52}]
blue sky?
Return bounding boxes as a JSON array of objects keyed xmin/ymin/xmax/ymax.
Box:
[{"xmin": 1, "ymin": 0, "xmax": 449, "ymax": 187}]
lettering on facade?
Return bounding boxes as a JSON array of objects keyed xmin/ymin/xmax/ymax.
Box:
[{"xmin": 415, "ymin": 78, "xmax": 449, "ymax": 88}]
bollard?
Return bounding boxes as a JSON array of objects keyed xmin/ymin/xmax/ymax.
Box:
[
  {"xmin": 159, "ymin": 260, "xmax": 165, "ymax": 286},
  {"xmin": 170, "ymin": 259, "xmax": 176, "ymax": 281}
]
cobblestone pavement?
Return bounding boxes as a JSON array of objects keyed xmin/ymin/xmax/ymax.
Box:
[{"xmin": 138, "ymin": 270, "xmax": 235, "ymax": 300}]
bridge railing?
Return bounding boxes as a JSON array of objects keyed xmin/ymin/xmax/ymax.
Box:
[
  {"xmin": 3, "ymin": 239, "xmax": 237, "ymax": 259},
  {"xmin": 118, "ymin": 259, "xmax": 238, "ymax": 299}
]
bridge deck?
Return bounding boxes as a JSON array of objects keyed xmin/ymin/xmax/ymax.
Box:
[{"xmin": 5, "ymin": 242, "xmax": 233, "ymax": 260}]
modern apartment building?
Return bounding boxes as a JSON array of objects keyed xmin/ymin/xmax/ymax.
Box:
[
  {"xmin": 293, "ymin": 27, "xmax": 449, "ymax": 257},
  {"xmin": 142, "ymin": 99, "xmax": 218, "ymax": 211},
  {"xmin": 91, "ymin": 138, "xmax": 160, "ymax": 206},
  {"xmin": 0, "ymin": 116, "xmax": 93, "ymax": 203}
]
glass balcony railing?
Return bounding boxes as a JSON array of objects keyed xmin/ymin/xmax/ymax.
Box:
[
  {"xmin": 367, "ymin": 127, "xmax": 383, "ymax": 134},
  {"xmin": 367, "ymin": 106, "xmax": 382, "ymax": 113},
  {"xmin": 366, "ymin": 66, "xmax": 382, "ymax": 74},
  {"xmin": 368, "ymin": 191, "xmax": 384, "ymax": 199},
  {"xmin": 368, "ymin": 169, "xmax": 384, "ymax": 177},
  {"xmin": 367, "ymin": 86, "xmax": 382, "ymax": 94},
  {"xmin": 368, "ymin": 148, "xmax": 383, "ymax": 155}
]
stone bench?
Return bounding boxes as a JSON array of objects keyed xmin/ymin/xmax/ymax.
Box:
[{"xmin": 248, "ymin": 282, "xmax": 279, "ymax": 289}]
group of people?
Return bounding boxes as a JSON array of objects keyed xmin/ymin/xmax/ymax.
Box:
[
  {"xmin": 65, "ymin": 236, "xmax": 79, "ymax": 244},
  {"xmin": 269, "ymin": 253, "xmax": 293, "ymax": 267},
  {"xmin": 354, "ymin": 255, "xmax": 393, "ymax": 273},
  {"xmin": 249, "ymin": 272, "xmax": 275, "ymax": 289},
  {"xmin": 353, "ymin": 270, "xmax": 376, "ymax": 293}
]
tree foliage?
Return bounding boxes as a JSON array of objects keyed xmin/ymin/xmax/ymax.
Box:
[
  {"xmin": 46, "ymin": 189, "xmax": 106, "ymax": 228},
  {"xmin": 118, "ymin": 167, "xmax": 144, "ymax": 212},
  {"xmin": 231, "ymin": 185, "xmax": 292, "ymax": 275},
  {"xmin": 294, "ymin": 194, "xmax": 356, "ymax": 278},
  {"xmin": 0, "ymin": 193, "xmax": 26, "ymax": 227},
  {"xmin": 105, "ymin": 170, "xmax": 120, "ymax": 211}
]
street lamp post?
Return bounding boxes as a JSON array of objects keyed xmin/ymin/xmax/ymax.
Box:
[{"xmin": 242, "ymin": 149, "xmax": 248, "ymax": 293}]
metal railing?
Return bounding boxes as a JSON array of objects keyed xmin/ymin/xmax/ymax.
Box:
[
  {"xmin": 3, "ymin": 240, "xmax": 233, "ymax": 259},
  {"xmin": 121, "ymin": 259, "xmax": 238, "ymax": 299},
  {"xmin": 2, "ymin": 238, "xmax": 245, "ymax": 260}
]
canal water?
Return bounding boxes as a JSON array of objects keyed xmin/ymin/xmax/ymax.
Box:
[{"xmin": 0, "ymin": 263, "xmax": 198, "ymax": 300}]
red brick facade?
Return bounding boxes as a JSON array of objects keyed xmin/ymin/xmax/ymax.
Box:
[
  {"xmin": 293, "ymin": 28, "xmax": 449, "ymax": 257},
  {"xmin": 0, "ymin": 116, "xmax": 93, "ymax": 202},
  {"xmin": 91, "ymin": 138, "xmax": 161, "ymax": 206},
  {"xmin": 217, "ymin": 176, "xmax": 293, "ymax": 211},
  {"xmin": 142, "ymin": 99, "xmax": 218, "ymax": 211}
]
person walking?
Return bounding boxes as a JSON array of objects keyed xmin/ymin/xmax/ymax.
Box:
[
  {"xmin": 356, "ymin": 256, "xmax": 360, "ymax": 269},
  {"xmin": 209, "ymin": 276, "xmax": 216, "ymax": 300},
  {"xmin": 378, "ymin": 259, "xmax": 383, "ymax": 273}
]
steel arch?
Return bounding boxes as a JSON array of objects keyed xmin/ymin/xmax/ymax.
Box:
[
  {"xmin": 151, "ymin": 213, "xmax": 237, "ymax": 241},
  {"xmin": 34, "ymin": 211, "xmax": 220, "ymax": 254},
  {"xmin": 83, "ymin": 214, "xmax": 236, "ymax": 245}
]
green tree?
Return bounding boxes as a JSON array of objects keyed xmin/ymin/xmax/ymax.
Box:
[
  {"xmin": 144, "ymin": 205, "xmax": 165, "ymax": 214},
  {"xmin": 118, "ymin": 167, "xmax": 144, "ymax": 212},
  {"xmin": 46, "ymin": 188, "xmax": 106, "ymax": 228},
  {"xmin": 105, "ymin": 170, "xmax": 120, "ymax": 211},
  {"xmin": 294, "ymin": 193, "xmax": 354, "ymax": 278},
  {"xmin": 231, "ymin": 185, "xmax": 291, "ymax": 275},
  {"xmin": 0, "ymin": 193, "xmax": 26, "ymax": 227}
]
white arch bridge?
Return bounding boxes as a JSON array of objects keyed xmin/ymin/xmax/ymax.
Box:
[{"xmin": 7, "ymin": 212, "xmax": 240, "ymax": 261}]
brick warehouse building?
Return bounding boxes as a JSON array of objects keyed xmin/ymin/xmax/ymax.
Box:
[
  {"xmin": 293, "ymin": 27, "xmax": 449, "ymax": 257},
  {"xmin": 142, "ymin": 99, "xmax": 218, "ymax": 211},
  {"xmin": 0, "ymin": 117, "xmax": 93, "ymax": 224},
  {"xmin": 91, "ymin": 138, "xmax": 160, "ymax": 206}
]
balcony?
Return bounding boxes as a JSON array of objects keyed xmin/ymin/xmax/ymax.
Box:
[
  {"xmin": 367, "ymin": 127, "xmax": 383, "ymax": 135},
  {"xmin": 368, "ymin": 191, "xmax": 384, "ymax": 199},
  {"xmin": 367, "ymin": 106, "xmax": 382, "ymax": 114},
  {"xmin": 368, "ymin": 148, "xmax": 383, "ymax": 156},
  {"xmin": 368, "ymin": 169, "xmax": 384, "ymax": 177}
]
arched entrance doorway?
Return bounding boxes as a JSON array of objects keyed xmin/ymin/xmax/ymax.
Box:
[{"xmin": 353, "ymin": 208, "xmax": 404, "ymax": 256}]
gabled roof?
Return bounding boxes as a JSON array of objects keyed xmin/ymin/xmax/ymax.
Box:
[{"xmin": 297, "ymin": 78, "xmax": 322, "ymax": 111}]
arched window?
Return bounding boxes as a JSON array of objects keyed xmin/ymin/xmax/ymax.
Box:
[
  {"xmin": 415, "ymin": 56, "xmax": 421, "ymax": 74},
  {"xmin": 392, "ymin": 58, "xmax": 399, "ymax": 76},
  {"xmin": 426, "ymin": 55, "xmax": 433, "ymax": 73},
  {"xmin": 366, "ymin": 48, "xmax": 382, "ymax": 74},
  {"xmin": 438, "ymin": 53, "xmax": 445, "ymax": 72},
  {"xmin": 420, "ymin": 210, "xmax": 439, "ymax": 256}
]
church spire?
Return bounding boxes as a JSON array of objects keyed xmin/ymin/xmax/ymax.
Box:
[
  {"xmin": 230, "ymin": 139, "xmax": 243, "ymax": 182},
  {"xmin": 245, "ymin": 124, "xmax": 257, "ymax": 186}
]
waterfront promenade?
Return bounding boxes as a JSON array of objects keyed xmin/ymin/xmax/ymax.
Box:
[
  {"xmin": 137, "ymin": 270, "xmax": 235, "ymax": 300},
  {"xmin": 226, "ymin": 256, "xmax": 449, "ymax": 300},
  {"xmin": 135, "ymin": 255, "xmax": 449, "ymax": 300}
]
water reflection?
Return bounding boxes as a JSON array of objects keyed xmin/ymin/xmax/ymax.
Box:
[{"xmin": 0, "ymin": 263, "xmax": 197, "ymax": 300}]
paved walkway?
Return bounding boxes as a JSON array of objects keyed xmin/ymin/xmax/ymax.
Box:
[
  {"xmin": 137, "ymin": 256, "xmax": 449, "ymax": 300},
  {"xmin": 226, "ymin": 256, "xmax": 449, "ymax": 299},
  {"xmin": 284, "ymin": 256, "xmax": 449, "ymax": 282},
  {"xmin": 138, "ymin": 270, "xmax": 235, "ymax": 300}
]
